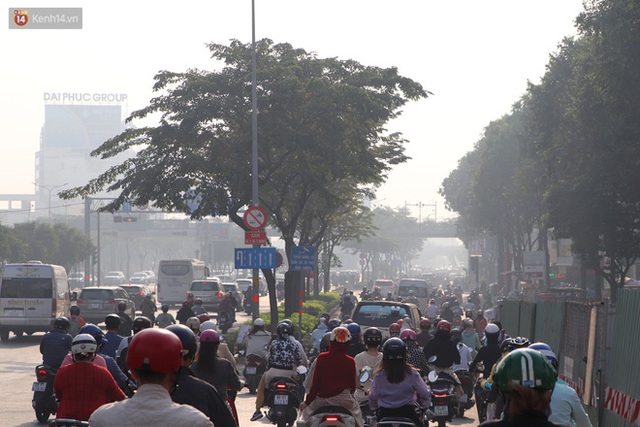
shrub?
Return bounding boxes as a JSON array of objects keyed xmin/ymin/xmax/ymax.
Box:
[{"xmin": 302, "ymin": 300, "xmax": 325, "ymax": 316}]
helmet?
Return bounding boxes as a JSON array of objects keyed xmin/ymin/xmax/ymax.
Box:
[
  {"xmin": 529, "ymin": 342, "xmax": 558, "ymax": 369},
  {"xmin": 450, "ymin": 328, "xmax": 462, "ymax": 341},
  {"xmin": 437, "ymin": 319, "xmax": 451, "ymax": 332},
  {"xmin": 281, "ymin": 319, "xmax": 294, "ymax": 332},
  {"xmin": 442, "ymin": 302, "xmax": 450, "ymax": 310},
  {"xmin": 105, "ymin": 314, "xmax": 122, "ymax": 329},
  {"xmin": 197, "ymin": 313, "xmax": 210, "ymax": 323},
  {"xmin": 200, "ymin": 329, "xmax": 220, "ymax": 343},
  {"xmin": 363, "ymin": 328, "xmax": 382, "ymax": 347},
  {"xmin": 331, "ymin": 326, "xmax": 351, "ymax": 343},
  {"xmin": 80, "ymin": 324, "xmax": 106, "ymax": 346},
  {"xmin": 54, "ymin": 316, "xmax": 70, "ymax": 331},
  {"xmin": 382, "ymin": 337, "xmax": 406, "ymax": 360},
  {"xmin": 253, "ymin": 318, "xmax": 265, "ymax": 327},
  {"xmin": 389, "ymin": 323, "xmax": 401, "ymax": 336},
  {"xmin": 396, "ymin": 318, "xmax": 404, "ymax": 327},
  {"xmin": 399, "ymin": 329, "xmax": 417, "ymax": 341},
  {"xmin": 166, "ymin": 324, "xmax": 197, "ymax": 358},
  {"xmin": 200, "ymin": 320, "xmax": 217, "ymax": 332},
  {"xmin": 185, "ymin": 317, "xmax": 201, "ymax": 332},
  {"xmin": 419, "ymin": 318, "xmax": 431, "ymax": 331},
  {"xmin": 195, "ymin": 298, "xmax": 203, "ymax": 305},
  {"xmin": 70, "ymin": 306, "xmax": 80, "ymax": 316},
  {"xmin": 511, "ymin": 337, "xmax": 531, "ymax": 350},
  {"xmin": 493, "ymin": 348, "xmax": 557, "ymax": 392},
  {"xmin": 327, "ymin": 319, "xmax": 341, "ymax": 331},
  {"xmin": 161, "ymin": 304, "xmax": 170, "ymax": 312},
  {"xmin": 276, "ymin": 322, "xmax": 293, "ymax": 337},
  {"xmin": 117, "ymin": 301, "xmax": 127, "ymax": 312},
  {"xmin": 463, "ymin": 318, "xmax": 474, "ymax": 328},
  {"xmin": 346, "ymin": 323, "xmax": 361, "ymax": 336},
  {"xmin": 343, "ymin": 318, "xmax": 354, "ymax": 324},
  {"xmin": 182, "ymin": 300, "xmax": 189, "ymax": 307},
  {"xmin": 320, "ymin": 332, "xmax": 332, "ymax": 352},
  {"xmin": 126, "ymin": 328, "xmax": 183, "ymax": 373},
  {"xmin": 71, "ymin": 334, "xmax": 97, "ymax": 357},
  {"xmin": 132, "ymin": 316, "xmax": 152, "ymax": 333},
  {"xmin": 484, "ymin": 323, "xmax": 500, "ymax": 335}
]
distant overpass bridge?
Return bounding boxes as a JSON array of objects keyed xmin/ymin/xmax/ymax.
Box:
[{"xmin": 401, "ymin": 222, "xmax": 459, "ymax": 239}]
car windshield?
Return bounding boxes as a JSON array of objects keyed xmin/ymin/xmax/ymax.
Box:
[
  {"xmin": 223, "ymin": 284, "xmax": 234, "ymax": 292},
  {"xmin": 398, "ymin": 281, "xmax": 429, "ymax": 297},
  {"xmin": 352, "ymin": 304, "xmax": 409, "ymax": 328}
]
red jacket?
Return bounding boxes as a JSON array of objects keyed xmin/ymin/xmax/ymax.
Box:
[
  {"xmin": 54, "ymin": 361, "xmax": 125, "ymax": 421},
  {"xmin": 305, "ymin": 341, "xmax": 356, "ymax": 405}
]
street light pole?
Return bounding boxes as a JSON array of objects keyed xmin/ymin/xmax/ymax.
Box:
[
  {"xmin": 33, "ymin": 182, "xmax": 68, "ymax": 219},
  {"xmin": 250, "ymin": 0, "xmax": 260, "ymax": 323}
]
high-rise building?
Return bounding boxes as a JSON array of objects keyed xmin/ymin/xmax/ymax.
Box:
[{"xmin": 35, "ymin": 100, "xmax": 126, "ymax": 217}]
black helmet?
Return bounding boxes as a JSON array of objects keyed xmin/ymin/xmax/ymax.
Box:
[
  {"xmin": 382, "ymin": 337, "xmax": 406, "ymax": 360},
  {"xmin": 132, "ymin": 316, "xmax": 152, "ymax": 333},
  {"xmin": 363, "ymin": 327, "xmax": 382, "ymax": 347},
  {"xmin": 320, "ymin": 332, "xmax": 332, "ymax": 352},
  {"xmin": 117, "ymin": 301, "xmax": 127, "ymax": 312},
  {"xmin": 70, "ymin": 306, "xmax": 80, "ymax": 316},
  {"xmin": 327, "ymin": 319, "xmax": 341, "ymax": 331},
  {"xmin": 510, "ymin": 336, "xmax": 530, "ymax": 350},
  {"xmin": 54, "ymin": 316, "xmax": 70, "ymax": 331},
  {"xmin": 105, "ymin": 313, "xmax": 122, "ymax": 329},
  {"xmin": 276, "ymin": 321, "xmax": 293, "ymax": 338},
  {"xmin": 166, "ymin": 324, "xmax": 197, "ymax": 358},
  {"xmin": 281, "ymin": 319, "xmax": 295, "ymax": 333}
]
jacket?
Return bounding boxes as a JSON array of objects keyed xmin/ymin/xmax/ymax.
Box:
[{"xmin": 40, "ymin": 329, "xmax": 72, "ymax": 369}]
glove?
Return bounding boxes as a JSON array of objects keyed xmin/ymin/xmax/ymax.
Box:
[{"xmin": 483, "ymin": 381, "xmax": 492, "ymax": 391}]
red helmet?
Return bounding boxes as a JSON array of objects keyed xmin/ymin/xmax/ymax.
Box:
[
  {"xmin": 197, "ymin": 313, "xmax": 210, "ymax": 323},
  {"xmin": 437, "ymin": 319, "xmax": 451, "ymax": 332},
  {"xmin": 396, "ymin": 319, "xmax": 404, "ymax": 327},
  {"xmin": 389, "ymin": 323, "xmax": 401, "ymax": 336},
  {"xmin": 400, "ymin": 329, "xmax": 417, "ymax": 341},
  {"xmin": 126, "ymin": 328, "xmax": 182, "ymax": 373},
  {"xmin": 420, "ymin": 318, "xmax": 431, "ymax": 330}
]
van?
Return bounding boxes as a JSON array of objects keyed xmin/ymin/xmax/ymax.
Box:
[
  {"xmin": 397, "ymin": 278, "xmax": 431, "ymax": 309},
  {"xmin": 0, "ymin": 262, "xmax": 71, "ymax": 342}
]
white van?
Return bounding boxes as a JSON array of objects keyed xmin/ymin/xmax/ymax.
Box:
[
  {"xmin": 397, "ymin": 278, "xmax": 431, "ymax": 309},
  {"xmin": 0, "ymin": 262, "xmax": 71, "ymax": 342}
]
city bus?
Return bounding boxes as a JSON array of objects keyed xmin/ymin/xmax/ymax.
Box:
[{"xmin": 157, "ymin": 259, "xmax": 208, "ymax": 306}]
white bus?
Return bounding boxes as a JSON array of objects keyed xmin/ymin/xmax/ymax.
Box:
[{"xmin": 157, "ymin": 259, "xmax": 208, "ymax": 305}]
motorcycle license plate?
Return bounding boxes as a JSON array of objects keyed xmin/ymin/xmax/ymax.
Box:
[
  {"xmin": 274, "ymin": 394, "xmax": 289, "ymax": 405},
  {"xmin": 246, "ymin": 366, "xmax": 257, "ymax": 374},
  {"xmin": 460, "ymin": 394, "xmax": 468, "ymax": 403},
  {"xmin": 435, "ymin": 405, "xmax": 448, "ymax": 416},
  {"xmin": 32, "ymin": 382, "xmax": 47, "ymax": 392}
]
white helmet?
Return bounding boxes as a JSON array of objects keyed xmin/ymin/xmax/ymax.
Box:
[
  {"xmin": 186, "ymin": 317, "xmax": 201, "ymax": 332},
  {"xmin": 200, "ymin": 320, "xmax": 218, "ymax": 332},
  {"xmin": 254, "ymin": 318, "xmax": 265, "ymax": 326},
  {"xmin": 71, "ymin": 334, "xmax": 97, "ymax": 360}
]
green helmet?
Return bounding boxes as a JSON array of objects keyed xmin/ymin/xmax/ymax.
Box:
[{"xmin": 493, "ymin": 348, "xmax": 557, "ymax": 392}]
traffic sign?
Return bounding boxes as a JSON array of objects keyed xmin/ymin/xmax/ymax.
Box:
[
  {"xmin": 276, "ymin": 252, "xmax": 284, "ymax": 268},
  {"xmin": 245, "ymin": 231, "xmax": 267, "ymax": 245},
  {"xmin": 243, "ymin": 206, "xmax": 268, "ymax": 231},
  {"xmin": 234, "ymin": 248, "xmax": 277, "ymax": 269},
  {"xmin": 290, "ymin": 246, "xmax": 316, "ymax": 271}
]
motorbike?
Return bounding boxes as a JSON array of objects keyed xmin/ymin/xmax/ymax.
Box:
[
  {"xmin": 454, "ymin": 369, "xmax": 476, "ymax": 417},
  {"xmin": 48, "ymin": 420, "xmax": 89, "ymax": 427},
  {"xmin": 426, "ymin": 369, "xmax": 458, "ymax": 427},
  {"xmin": 32, "ymin": 364, "xmax": 57, "ymax": 423},
  {"xmin": 244, "ymin": 353, "xmax": 267, "ymax": 394},
  {"xmin": 266, "ymin": 366, "xmax": 307, "ymax": 427},
  {"xmin": 243, "ymin": 297, "xmax": 253, "ymax": 314},
  {"xmin": 218, "ymin": 311, "xmax": 232, "ymax": 334},
  {"xmin": 305, "ymin": 405, "xmax": 357, "ymax": 427}
]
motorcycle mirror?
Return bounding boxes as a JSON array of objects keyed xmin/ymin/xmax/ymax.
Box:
[
  {"xmin": 427, "ymin": 370, "xmax": 438, "ymax": 383},
  {"xmin": 359, "ymin": 369, "xmax": 370, "ymax": 383},
  {"xmin": 296, "ymin": 365, "xmax": 308, "ymax": 375}
]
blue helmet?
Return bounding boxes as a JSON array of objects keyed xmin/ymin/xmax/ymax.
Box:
[
  {"xmin": 79, "ymin": 323, "xmax": 107, "ymax": 347},
  {"xmin": 346, "ymin": 323, "xmax": 361, "ymax": 336},
  {"xmin": 529, "ymin": 342, "xmax": 558, "ymax": 369}
]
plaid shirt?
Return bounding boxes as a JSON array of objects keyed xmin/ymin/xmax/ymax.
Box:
[{"xmin": 54, "ymin": 361, "xmax": 125, "ymax": 421}]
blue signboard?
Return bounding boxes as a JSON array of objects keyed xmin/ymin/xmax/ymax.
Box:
[
  {"xmin": 234, "ymin": 248, "xmax": 277, "ymax": 269},
  {"xmin": 290, "ymin": 246, "xmax": 316, "ymax": 271}
]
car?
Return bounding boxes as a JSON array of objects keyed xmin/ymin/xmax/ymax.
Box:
[
  {"xmin": 103, "ymin": 271, "xmax": 126, "ymax": 285},
  {"xmin": 68, "ymin": 272, "xmax": 95, "ymax": 288},
  {"xmin": 76, "ymin": 286, "xmax": 136, "ymax": 324},
  {"xmin": 235, "ymin": 278, "xmax": 252, "ymax": 293},
  {"xmin": 119, "ymin": 284, "xmax": 155, "ymax": 310},
  {"xmin": 188, "ymin": 278, "xmax": 224, "ymax": 312},
  {"xmin": 374, "ymin": 279, "xmax": 396, "ymax": 297},
  {"xmin": 129, "ymin": 272, "xmax": 151, "ymax": 285},
  {"xmin": 142, "ymin": 270, "xmax": 156, "ymax": 283},
  {"xmin": 222, "ymin": 282, "xmax": 244, "ymax": 307},
  {"xmin": 350, "ymin": 300, "xmax": 422, "ymax": 338}
]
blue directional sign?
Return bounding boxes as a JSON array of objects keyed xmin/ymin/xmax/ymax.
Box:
[
  {"xmin": 290, "ymin": 246, "xmax": 316, "ymax": 271},
  {"xmin": 235, "ymin": 248, "xmax": 277, "ymax": 269}
]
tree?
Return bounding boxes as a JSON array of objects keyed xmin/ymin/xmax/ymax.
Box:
[{"xmin": 60, "ymin": 39, "xmax": 428, "ymax": 318}]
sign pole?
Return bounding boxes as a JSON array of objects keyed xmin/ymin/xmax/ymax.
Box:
[{"xmin": 250, "ymin": 0, "xmax": 260, "ymax": 322}]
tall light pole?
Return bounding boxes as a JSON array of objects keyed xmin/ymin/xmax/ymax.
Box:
[
  {"xmin": 250, "ymin": 0, "xmax": 260, "ymax": 322},
  {"xmin": 33, "ymin": 182, "xmax": 68, "ymax": 219}
]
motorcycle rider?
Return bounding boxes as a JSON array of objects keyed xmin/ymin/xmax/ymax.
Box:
[
  {"xmin": 470, "ymin": 322, "xmax": 503, "ymax": 421},
  {"xmin": 251, "ymin": 321, "xmax": 303, "ymax": 421},
  {"xmin": 310, "ymin": 318, "xmax": 328, "ymax": 352},
  {"xmin": 451, "ymin": 327, "xmax": 474, "ymax": 371},
  {"xmin": 346, "ymin": 323, "xmax": 366, "ymax": 357},
  {"xmin": 304, "ymin": 332, "xmax": 332, "ymax": 392},
  {"xmin": 39, "ymin": 316, "xmax": 72, "ymax": 370},
  {"xmin": 116, "ymin": 316, "xmax": 152, "ymax": 377},
  {"xmin": 369, "ymin": 337, "xmax": 431, "ymax": 426},
  {"xmin": 425, "ymin": 299, "xmax": 439, "ymax": 322},
  {"xmin": 89, "ymin": 328, "xmax": 214, "ymax": 427},
  {"xmin": 441, "ymin": 302, "xmax": 455, "ymax": 322},
  {"xmin": 116, "ymin": 301, "xmax": 133, "ymax": 337},
  {"xmin": 529, "ymin": 342, "xmax": 593, "ymax": 427},
  {"xmin": 186, "ymin": 316, "xmax": 202, "ymax": 337},
  {"xmin": 167, "ymin": 324, "xmax": 236, "ymax": 425},
  {"xmin": 200, "ymin": 320, "xmax": 238, "ymax": 370},
  {"xmin": 301, "ymin": 326, "xmax": 363, "ymax": 427},
  {"xmin": 354, "ymin": 327, "xmax": 383, "ymax": 403},
  {"xmin": 103, "ymin": 314, "xmax": 125, "ymax": 358},
  {"xmin": 176, "ymin": 300, "xmax": 195, "ymax": 325},
  {"xmin": 243, "ymin": 317, "xmax": 271, "ymax": 359},
  {"xmin": 191, "ymin": 298, "xmax": 207, "ymax": 316},
  {"xmin": 155, "ymin": 304, "xmax": 176, "ymax": 328},
  {"xmin": 479, "ymin": 348, "xmax": 564, "ymax": 427},
  {"xmin": 54, "ymin": 334, "xmax": 125, "ymax": 421},
  {"xmin": 139, "ymin": 293, "xmax": 157, "ymax": 323},
  {"xmin": 423, "ymin": 319, "xmax": 463, "ymax": 397},
  {"xmin": 461, "ymin": 318, "xmax": 482, "ymax": 354},
  {"xmin": 400, "ymin": 329, "xmax": 429, "ymax": 374},
  {"xmin": 388, "ymin": 322, "xmax": 401, "ymax": 338},
  {"xmin": 68, "ymin": 306, "xmax": 86, "ymax": 337},
  {"xmin": 416, "ymin": 318, "xmax": 433, "ymax": 348}
]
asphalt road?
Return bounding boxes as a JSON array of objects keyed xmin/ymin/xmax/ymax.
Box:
[{"xmin": 0, "ymin": 295, "xmax": 480, "ymax": 427}]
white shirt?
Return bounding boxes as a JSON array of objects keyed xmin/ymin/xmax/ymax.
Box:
[
  {"xmin": 452, "ymin": 342, "xmax": 473, "ymax": 372},
  {"xmin": 89, "ymin": 383, "xmax": 214, "ymax": 427}
]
